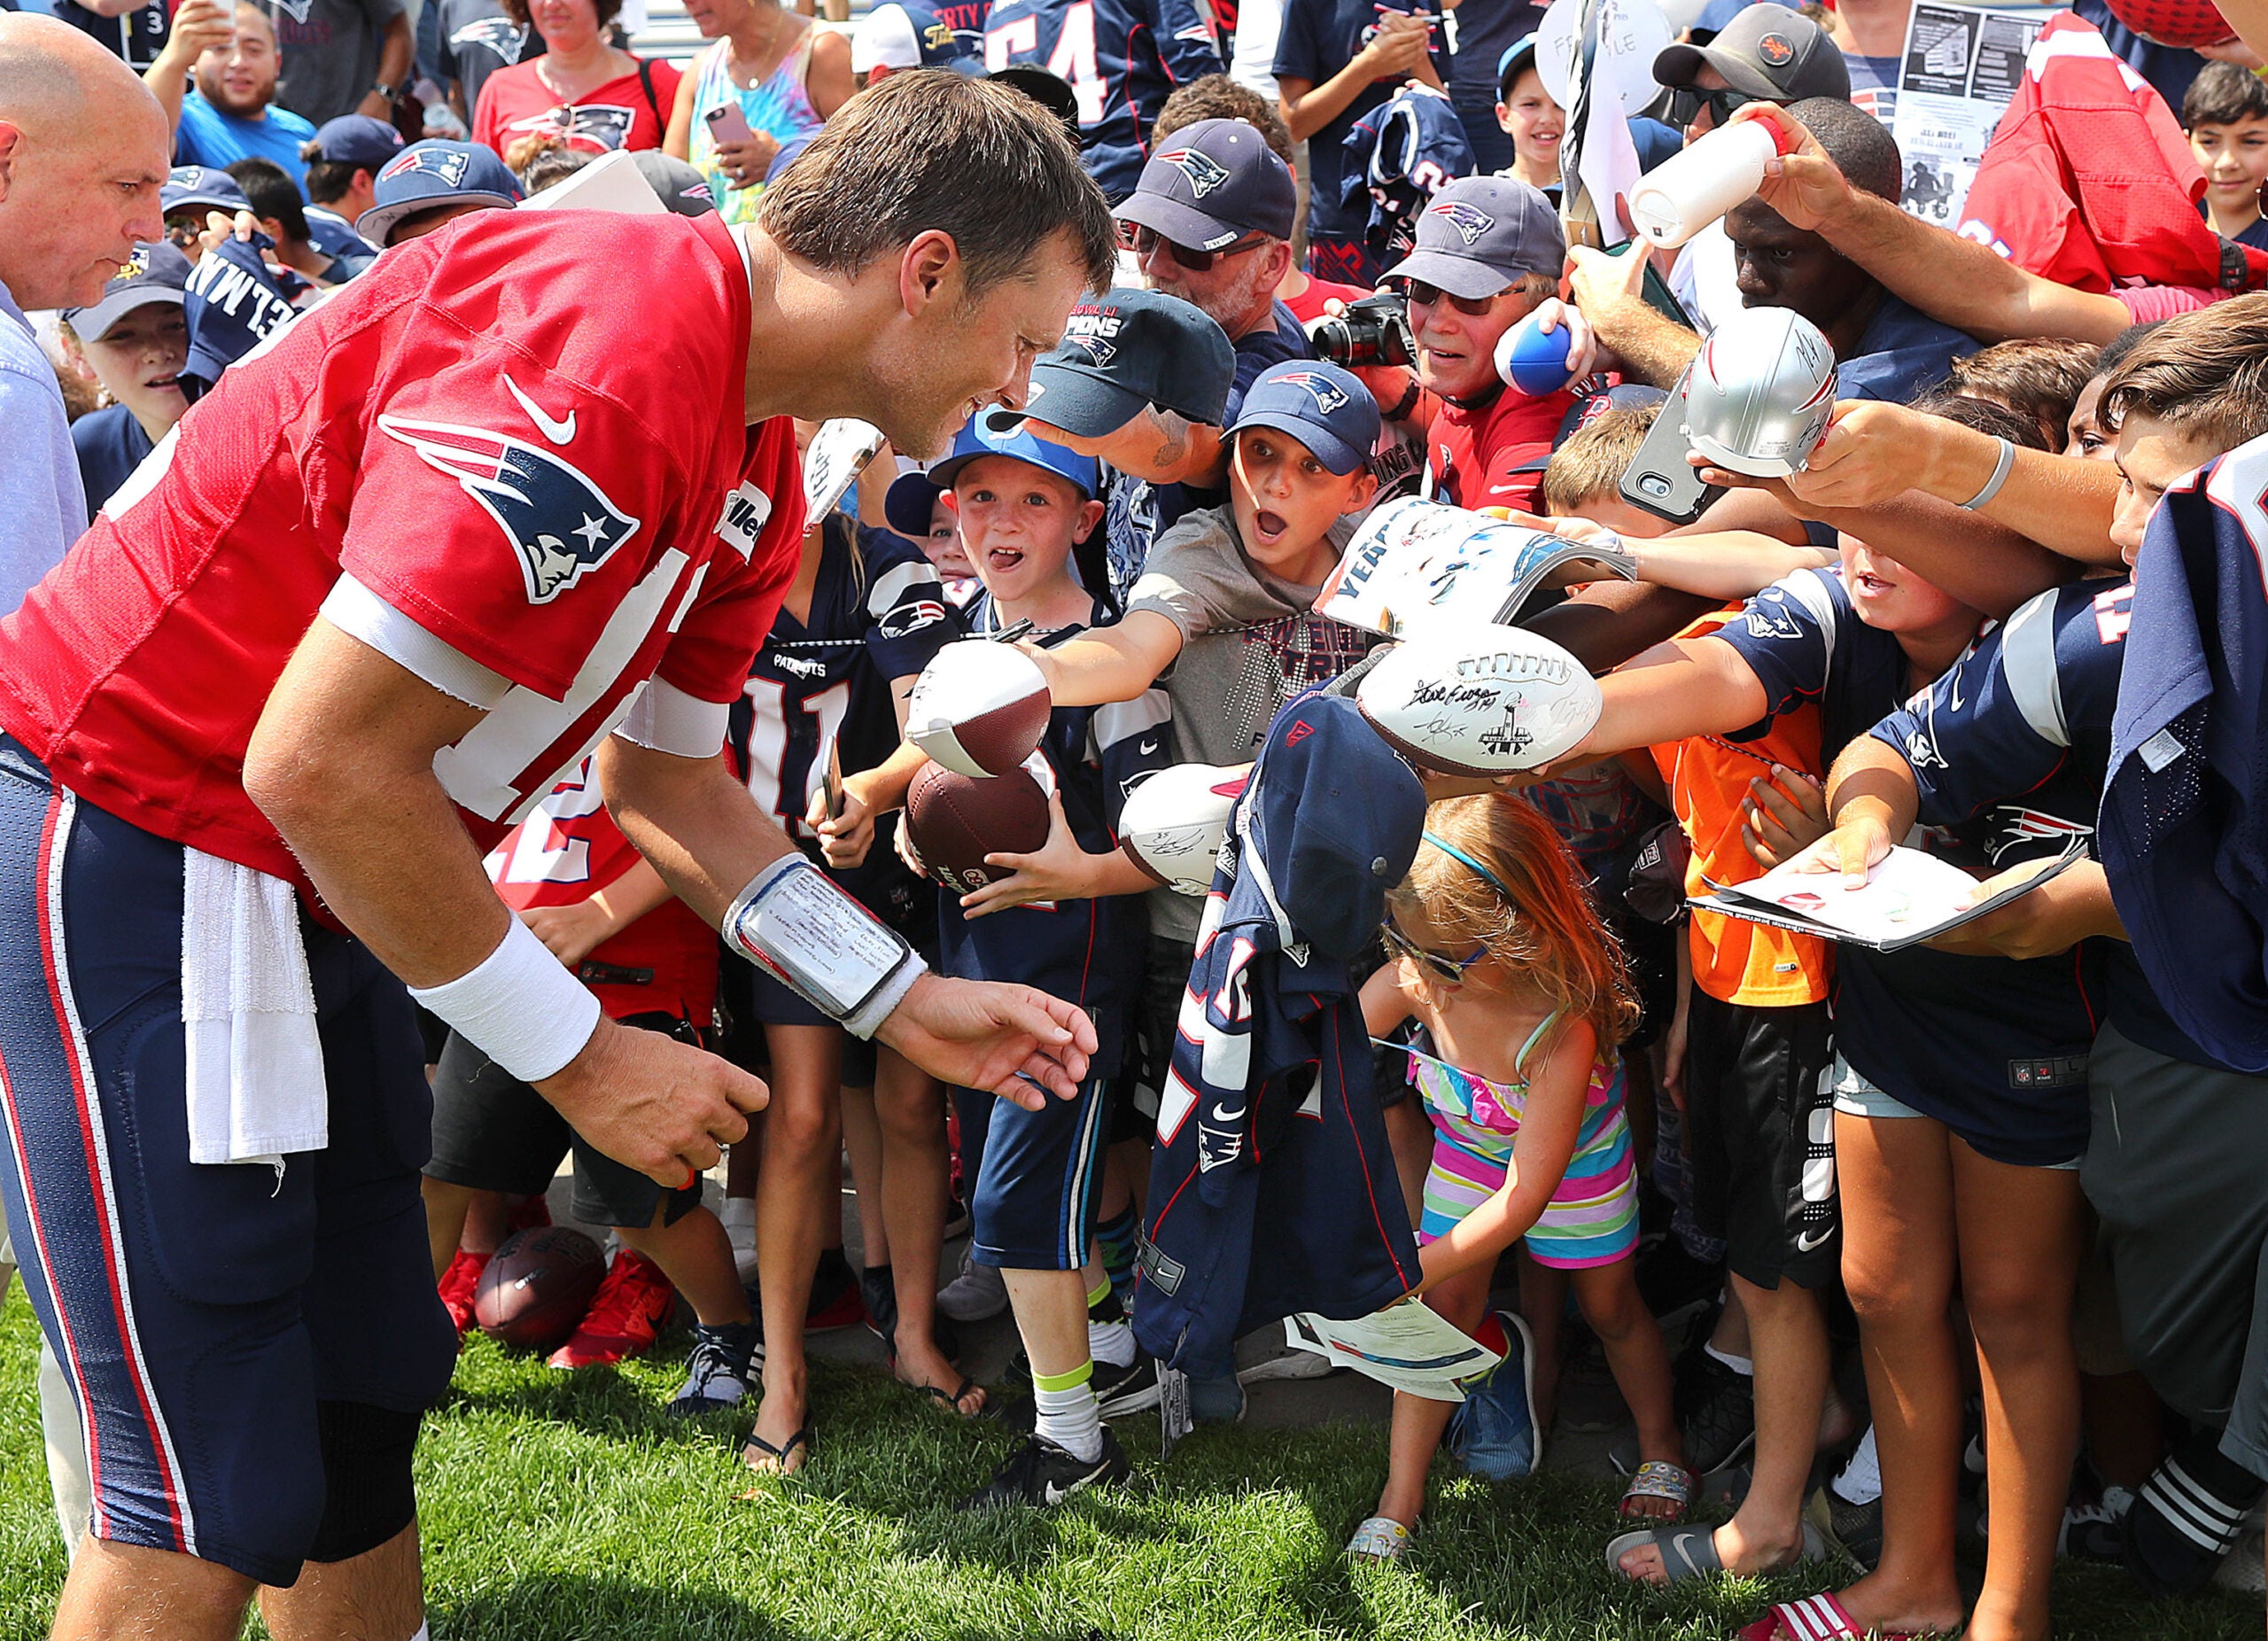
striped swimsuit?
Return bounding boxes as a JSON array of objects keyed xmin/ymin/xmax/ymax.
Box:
[
  {"xmin": 686, "ymin": 29, "xmax": 822, "ymax": 226},
  {"xmin": 1410, "ymin": 1013, "xmax": 1639, "ymax": 1270}
]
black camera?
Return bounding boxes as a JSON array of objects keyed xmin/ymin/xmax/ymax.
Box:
[{"xmin": 1305, "ymin": 293, "xmax": 1416, "ymax": 369}]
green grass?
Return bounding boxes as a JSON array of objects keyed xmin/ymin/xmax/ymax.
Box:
[{"xmin": 0, "ymin": 1291, "xmax": 2256, "ymax": 1640}]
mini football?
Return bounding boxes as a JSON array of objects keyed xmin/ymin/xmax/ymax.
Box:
[
  {"xmin": 1118, "ymin": 763, "xmax": 1248, "ymax": 895},
  {"xmin": 1495, "ymin": 310, "xmax": 1575, "ymax": 398},
  {"xmin": 1356, "ymin": 624, "xmax": 1602, "ymax": 777},
  {"xmin": 905, "ymin": 642, "xmax": 1052, "ymax": 778},
  {"xmin": 2101, "ymin": 0, "xmax": 2234, "ymax": 46},
  {"xmin": 473, "ymin": 1225, "xmax": 606, "ymax": 1353},
  {"xmin": 905, "ymin": 758, "xmax": 1051, "ymax": 892}
]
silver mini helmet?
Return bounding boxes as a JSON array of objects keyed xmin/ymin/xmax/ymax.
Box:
[{"xmin": 1682, "ymin": 307, "xmax": 1837, "ymax": 478}]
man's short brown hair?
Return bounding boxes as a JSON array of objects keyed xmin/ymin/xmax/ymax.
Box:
[
  {"xmin": 762, "ymin": 73, "xmax": 1115, "ymax": 299},
  {"xmin": 1542, "ymin": 402, "xmax": 1658, "ymax": 514},
  {"xmin": 1153, "ymin": 74, "xmax": 1293, "ymax": 165},
  {"xmin": 2100, "ymin": 292, "xmax": 2268, "ymax": 450}
]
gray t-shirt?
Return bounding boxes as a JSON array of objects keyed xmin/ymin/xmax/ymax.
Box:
[
  {"xmin": 272, "ymin": 0, "xmax": 407, "ymax": 127},
  {"xmin": 1126, "ymin": 505, "xmax": 1379, "ymax": 942}
]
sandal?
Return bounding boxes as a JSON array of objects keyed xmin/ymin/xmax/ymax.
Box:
[
  {"xmin": 739, "ymin": 1424, "xmax": 814, "ymax": 1482},
  {"xmin": 1619, "ymin": 1459, "xmax": 1697, "ymax": 1523},
  {"xmin": 1604, "ymin": 1523, "xmax": 1724, "ymax": 1585},
  {"xmin": 913, "ymin": 1374, "xmax": 989, "ymax": 1419},
  {"xmin": 1738, "ymin": 1592, "xmax": 1964, "ymax": 1641},
  {"xmin": 1346, "ymin": 1515, "xmax": 1414, "ymax": 1561}
]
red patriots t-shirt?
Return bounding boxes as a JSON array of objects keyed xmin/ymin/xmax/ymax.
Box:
[
  {"xmin": 472, "ymin": 58, "xmax": 681, "ymax": 157},
  {"xmin": 0, "ymin": 207, "xmax": 804, "ymax": 894},
  {"xmin": 1425, "ymin": 382, "xmax": 1577, "ymax": 515}
]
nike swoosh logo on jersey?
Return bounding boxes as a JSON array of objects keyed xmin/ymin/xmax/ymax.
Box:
[
  {"xmin": 504, "ymin": 373, "xmax": 578, "ymax": 446},
  {"xmin": 1138, "ymin": 738, "xmax": 1160, "ymax": 755},
  {"xmin": 1794, "ymin": 1225, "xmax": 1834, "ymax": 1252}
]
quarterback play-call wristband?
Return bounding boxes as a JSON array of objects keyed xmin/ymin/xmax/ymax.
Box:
[
  {"xmin": 723, "ymin": 854, "xmax": 926, "ymax": 1039},
  {"xmin": 408, "ymin": 915, "xmax": 602, "ymax": 1084}
]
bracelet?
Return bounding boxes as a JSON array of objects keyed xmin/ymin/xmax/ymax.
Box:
[
  {"xmin": 1387, "ymin": 377, "xmax": 1423, "ymax": 421},
  {"xmin": 723, "ymin": 854, "xmax": 926, "ymax": 1039},
  {"xmin": 408, "ymin": 916, "xmax": 600, "ymax": 1084},
  {"xmin": 1956, "ymin": 436, "xmax": 2016, "ymax": 511}
]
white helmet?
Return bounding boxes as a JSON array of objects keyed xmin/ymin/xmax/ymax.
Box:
[{"xmin": 1682, "ymin": 307, "xmax": 1837, "ymax": 478}]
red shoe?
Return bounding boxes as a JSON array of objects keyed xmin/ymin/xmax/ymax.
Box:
[
  {"xmin": 505, "ymin": 1193, "xmax": 553, "ymax": 1233},
  {"xmin": 438, "ymin": 1247, "xmax": 489, "ymax": 1335},
  {"xmin": 805, "ymin": 1252, "xmax": 866, "ymax": 1334},
  {"xmin": 548, "ymin": 1248, "xmax": 675, "ymax": 1369}
]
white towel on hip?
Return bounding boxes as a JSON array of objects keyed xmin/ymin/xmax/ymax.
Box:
[{"xmin": 180, "ymin": 848, "xmax": 329, "ymax": 1166}]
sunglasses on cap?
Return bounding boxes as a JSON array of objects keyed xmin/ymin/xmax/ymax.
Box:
[
  {"xmin": 1119, "ymin": 222, "xmax": 1270, "ymax": 271},
  {"xmin": 1665, "ymin": 85, "xmax": 1766, "ymax": 129},
  {"xmin": 1381, "ymin": 920, "xmax": 1488, "ymax": 986},
  {"xmin": 1400, "ymin": 279, "xmax": 1504, "ymax": 318}
]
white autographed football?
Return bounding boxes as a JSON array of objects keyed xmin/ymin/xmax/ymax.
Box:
[
  {"xmin": 905, "ymin": 642, "xmax": 1052, "ymax": 778},
  {"xmin": 1117, "ymin": 763, "xmax": 1248, "ymax": 895},
  {"xmin": 1355, "ymin": 625, "xmax": 1602, "ymax": 777}
]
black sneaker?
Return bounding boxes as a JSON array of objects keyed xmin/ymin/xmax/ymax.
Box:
[
  {"xmin": 1676, "ymin": 1349, "xmax": 1757, "ymax": 1475},
  {"xmin": 1806, "ymin": 1482, "xmax": 1884, "ymax": 1570},
  {"xmin": 665, "ymin": 1321, "xmax": 758, "ymax": 1417},
  {"xmin": 1094, "ymin": 1354, "xmax": 1161, "ymax": 1418},
  {"xmin": 959, "ymin": 1428, "xmax": 1130, "ymax": 1510}
]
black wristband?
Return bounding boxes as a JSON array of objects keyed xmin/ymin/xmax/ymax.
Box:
[{"xmin": 1387, "ymin": 377, "xmax": 1421, "ymax": 421}]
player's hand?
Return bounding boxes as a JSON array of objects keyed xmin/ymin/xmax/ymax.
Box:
[
  {"xmin": 1775, "ymin": 400, "xmax": 1941, "ymax": 509},
  {"xmin": 1787, "ymin": 812, "xmax": 1894, "ymax": 886},
  {"xmin": 961, "ymin": 789, "xmax": 1091, "ymax": 916},
  {"xmin": 161, "ymin": 0, "xmax": 236, "ymax": 67},
  {"xmin": 536, "ymin": 1014, "xmax": 768, "ymax": 1187},
  {"xmin": 1526, "ymin": 296, "xmax": 1604, "ymax": 381},
  {"xmin": 808, "ymin": 783, "xmax": 876, "ymax": 870},
  {"xmin": 1733, "ymin": 104, "xmax": 1857, "ymax": 233},
  {"xmin": 518, "ymin": 899, "xmax": 615, "ymax": 968},
  {"xmin": 1922, "ymin": 857, "xmax": 2125, "ymax": 960},
  {"xmin": 713, "ymin": 130, "xmax": 782, "ymax": 191},
  {"xmin": 875, "ymin": 971, "xmax": 1098, "ymax": 1109},
  {"xmin": 1741, "ymin": 765, "xmax": 1830, "ymax": 868}
]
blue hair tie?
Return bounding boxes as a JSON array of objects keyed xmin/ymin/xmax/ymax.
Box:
[{"xmin": 1421, "ymin": 830, "xmax": 1513, "ymax": 900}]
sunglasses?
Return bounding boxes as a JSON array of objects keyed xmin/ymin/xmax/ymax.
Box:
[
  {"xmin": 1381, "ymin": 921, "xmax": 1488, "ymax": 986},
  {"xmin": 1400, "ymin": 279, "xmax": 1503, "ymax": 318},
  {"xmin": 1120, "ymin": 222, "xmax": 1269, "ymax": 271},
  {"xmin": 1665, "ymin": 85, "xmax": 1765, "ymax": 129},
  {"xmin": 163, "ymin": 215, "xmax": 207, "ymax": 248}
]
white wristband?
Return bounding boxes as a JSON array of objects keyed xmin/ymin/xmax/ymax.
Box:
[
  {"xmin": 1957, "ymin": 437, "xmax": 2016, "ymax": 511},
  {"xmin": 408, "ymin": 916, "xmax": 601, "ymax": 1083},
  {"xmin": 723, "ymin": 854, "xmax": 926, "ymax": 1039}
]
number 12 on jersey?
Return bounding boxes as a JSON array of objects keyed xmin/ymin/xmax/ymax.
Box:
[{"xmin": 986, "ymin": 0, "xmax": 1105, "ymax": 125}]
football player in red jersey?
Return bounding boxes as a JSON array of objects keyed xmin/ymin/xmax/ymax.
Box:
[{"xmin": 0, "ymin": 73, "xmax": 1114, "ymax": 1641}]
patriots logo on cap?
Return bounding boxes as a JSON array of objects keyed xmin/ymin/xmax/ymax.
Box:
[
  {"xmin": 376, "ymin": 416, "xmax": 641, "ymax": 604},
  {"xmin": 1431, "ymin": 198, "xmax": 1496, "ymax": 245},
  {"xmin": 1077, "ymin": 335, "xmax": 1119, "ymax": 368},
  {"xmin": 1274, "ymin": 370, "xmax": 1351, "ymax": 415},
  {"xmin": 1159, "ymin": 145, "xmax": 1232, "ymax": 198},
  {"xmin": 451, "ymin": 15, "xmax": 531, "ymax": 61},
  {"xmin": 1757, "ymin": 30, "xmax": 1795, "ymax": 65},
  {"xmin": 381, "ymin": 146, "xmax": 472, "ymax": 187},
  {"xmin": 118, "ymin": 247, "xmax": 150, "ymax": 282}
]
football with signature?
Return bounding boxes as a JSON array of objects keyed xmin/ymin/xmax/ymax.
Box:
[
  {"xmin": 1355, "ymin": 625, "xmax": 1602, "ymax": 777},
  {"xmin": 1118, "ymin": 763, "xmax": 1248, "ymax": 895}
]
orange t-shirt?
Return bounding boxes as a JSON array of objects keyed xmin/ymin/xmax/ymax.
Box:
[{"xmin": 1649, "ymin": 609, "xmax": 1834, "ymax": 1008}]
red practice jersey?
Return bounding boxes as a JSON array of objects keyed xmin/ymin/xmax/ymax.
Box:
[
  {"xmin": 1425, "ymin": 382, "xmax": 1577, "ymax": 515},
  {"xmin": 0, "ymin": 207, "xmax": 804, "ymax": 894},
  {"xmin": 487, "ymin": 755, "xmax": 719, "ymax": 1024}
]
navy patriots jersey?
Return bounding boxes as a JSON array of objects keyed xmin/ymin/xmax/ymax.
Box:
[
  {"xmin": 2105, "ymin": 443, "xmax": 2268, "ymax": 1075},
  {"xmin": 983, "ymin": 0, "xmax": 1222, "ymax": 200},
  {"xmin": 934, "ymin": 595, "xmax": 1172, "ymax": 1077},
  {"xmin": 1340, "ymin": 83, "xmax": 1474, "ymax": 259},
  {"xmin": 1138, "ymin": 693, "xmax": 1424, "ymax": 1378},
  {"xmin": 1719, "ymin": 568, "xmax": 2102, "ymax": 1144},
  {"xmin": 181, "ymin": 232, "xmax": 306, "ymax": 397}
]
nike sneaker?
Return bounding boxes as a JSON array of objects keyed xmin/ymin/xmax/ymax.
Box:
[
  {"xmin": 548, "ymin": 1248, "xmax": 674, "ymax": 1369},
  {"xmin": 437, "ymin": 1246, "xmax": 489, "ymax": 1336},
  {"xmin": 1093, "ymin": 1353, "xmax": 1161, "ymax": 1419},
  {"xmin": 959, "ymin": 1428, "xmax": 1130, "ymax": 1510}
]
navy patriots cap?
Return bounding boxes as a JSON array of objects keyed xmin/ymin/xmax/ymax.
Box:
[
  {"xmin": 161, "ymin": 165, "xmax": 248, "ymax": 216},
  {"xmin": 356, "ymin": 141, "xmax": 524, "ymax": 246},
  {"xmin": 1229, "ymin": 361, "xmax": 1380, "ymax": 476},
  {"xmin": 1380, "ymin": 174, "xmax": 1564, "ymax": 299},
  {"xmin": 313, "ymin": 113, "xmax": 406, "ymax": 169},
  {"xmin": 63, "ymin": 242, "xmax": 190, "ymax": 340},
  {"xmin": 1115, "ymin": 117, "xmax": 1295, "ymax": 251},
  {"xmin": 988, "ymin": 288, "xmax": 1237, "ymax": 439}
]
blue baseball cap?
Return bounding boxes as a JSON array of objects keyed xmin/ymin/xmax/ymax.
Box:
[
  {"xmin": 850, "ymin": 2, "xmax": 983, "ymax": 74},
  {"xmin": 61, "ymin": 242, "xmax": 190, "ymax": 339},
  {"xmin": 356, "ymin": 141, "xmax": 524, "ymax": 246},
  {"xmin": 313, "ymin": 113, "xmax": 407, "ymax": 170},
  {"xmin": 1115, "ymin": 117, "xmax": 1295, "ymax": 252},
  {"xmin": 988, "ymin": 288, "xmax": 1237, "ymax": 439},
  {"xmin": 1496, "ymin": 33, "xmax": 1542, "ymax": 100},
  {"xmin": 883, "ymin": 414, "xmax": 1099, "ymax": 535},
  {"xmin": 1379, "ymin": 175, "xmax": 1564, "ymax": 299},
  {"xmin": 161, "ymin": 166, "xmax": 247, "ymax": 216},
  {"xmin": 1228, "ymin": 361, "xmax": 1381, "ymax": 476}
]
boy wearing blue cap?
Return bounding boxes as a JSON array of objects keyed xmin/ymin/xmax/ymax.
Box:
[{"xmin": 839, "ymin": 417, "xmax": 1172, "ymax": 1507}]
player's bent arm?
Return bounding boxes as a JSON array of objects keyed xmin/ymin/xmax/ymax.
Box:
[
  {"xmin": 1571, "ymin": 634, "xmax": 1770, "ymax": 761},
  {"xmin": 1022, "ymin": 610, "xmax": 1186, "ymax": 706}
]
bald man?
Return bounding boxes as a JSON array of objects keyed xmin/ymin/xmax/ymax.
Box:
[{"xmin": 0, "ymin": 14, "xmax": 168, "ymax": 611}]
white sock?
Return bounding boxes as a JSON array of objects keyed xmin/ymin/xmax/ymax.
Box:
[
  {"xmin": 719, "ymin": 1197, "xmax": 755, "ymax": 1231},
  {"xmin": 1033, "ymin": 1364, "xmax": 1104, "ymax": 1464},
  {"xmin": 406, "ymin": 1625, "xmax": 431, "ymax": 1641},
  {"xmin": 1835, "ymin": 1424, "xmax": 1882, "ymax": 1505},
  {"xmin": 1090, "ymin": 1316, "xmax": 1135, "ymax": 1367},
  {"xmin": 1703, "ymin": 1341, "xmax": 1754, "ymax": 1377}
]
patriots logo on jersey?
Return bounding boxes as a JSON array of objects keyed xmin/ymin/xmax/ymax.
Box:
[
  {"xmin": 1744, "ymin": 596, "xmax": 1805, "ymax": 642},
  {"xmin": 377, "ymin": 416, "xmax": 641, "ymax": 603},
  {"xmin": 381, "ymin": 146, "xmax": 472, "ymax": 187},
  {"xmin": 451, "ymin": 15, "xmax": 531, "ymax": 62},
  {"xmin": 1987, "ymin": 807, "xmax": 2093, "ymax": 863},
  {"xmin": 1904, "ymin": 727, "xmax": 1947, "ymax": 771},
  {"xmin": 1274, "ymin": 371, "xmax": 1351, "ymax": 416},
  {"xmin": 1430, "ymin": 198, "xmax": 1495, "ymax": 245},
  {"xmin": 507, "ymin": 104, "xmax": 636, "ymax": 150},
  {"xmin": 1160, "ymin": 146, "xmax": 1232, "ymax": 198},
  {"xmin": 877, "ymin": 599, "xmax": 948, "ymax": 640}
]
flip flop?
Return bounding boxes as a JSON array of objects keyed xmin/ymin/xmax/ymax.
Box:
[
  {"xmin": 1604, "ymin": 1523, "xmax": 1724, "ymax": 1584},
  {"xmin": 1346, "ymin": 1515, "xmax": 1415, "ymax": 1561},
  {"xmin": 914, "ymin": 1375, "xmax": 988, "ymax": 1419},
  {"xmin": 1619, "ymin": 1459, "xmax": 1698, "ymax": 1523},
  {"xmin": 1737, "ymin": 1590, "xmax": 1965, "ymax": 1641},
  {"xmin": 739, "ymin": 1424, "xmax": 814, "ymax": 1483}
]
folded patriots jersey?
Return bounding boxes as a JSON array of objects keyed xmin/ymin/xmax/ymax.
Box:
[
  {"xmin": 182, "ymin": 229, "xmax": 307, "ymax": 395},
  {"xmin": 1340, "ymin": 83, "xmax": 1473, "ymax": 260},
  {"xmin": 1137, "ymin": 691, "xmax": 1425, "ymax": 1378}
]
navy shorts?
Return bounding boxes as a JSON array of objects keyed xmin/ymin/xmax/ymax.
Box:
[
  {"xmin": 0, "ymin": 742, "xmax": 456, "ymax": 1584},
  {"xmin": 953, "ymin": 1077, "xmax": 1111, "ymax": 1272}
]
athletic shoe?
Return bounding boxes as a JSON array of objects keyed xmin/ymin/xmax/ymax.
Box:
[
  {"xmin": 666, "ymin": 1321, "xmax": 759, "ymax": 1417},
  {"xmin": 1447, "ymin": 1310, "xmax": 1537, "ymax": 1481},
  {"xmin": 504, "ymin": 1193, "xmax": 552, "ymax": 1234},
  {"xmin": 937, "ymin": 1248, "xmax": 1010, "ymax": 1323},
  {"xmin": 437, "ymin": 1247, "xmax": 489, "ymax": 1336},
  {"xmin": 805, "ymin": 1248, "xmax": 866, "ymax": 1333},
  {"xmin": 1188, "ymin": 1371, "xmax": 1247, "ymax": 1426},
  {"xmin": 2124, "ymin": 1443, "xmax": 2264, "ymax": 1596},
  {"xmin": 548, "ymin": 1248, "xmax": 674, "ymax": 1369},
  {"xmin": 959, "ymin": 1428, "xmax": 1130, "ymax": 1510},
  {"xmin": 1675, "ymin": 1347, "xmax": 1757, "ymax": 1475},
  {"xmin": 2214, "ymin": 1524, "xmax": 2266, "ymax": 1595},
  {"xmin": 1234, "ymin": 1328, "xmax": 1335, "ymax": 1384},
  {"xmin": 1094, "ymin": 1353, "xmax": 1162, "ymax": 1418},
  {"xmin": 719, "ymin": 1197, "xmax": 757, "ymax": 1285},
  {"xmin": 1805, "ymin": 1482, "xmax": 1884, "ymax": 1571}
]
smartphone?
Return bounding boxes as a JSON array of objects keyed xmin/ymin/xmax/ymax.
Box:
[
  {"xmin": 1619, "ymin": 369, "xmax": 1724, "ymax": 526},
  {"xmin": 704, "ymin": 102, "xmax": 755, "ymax": 147},
  {"xmin": 823, "ymin": 743, "xmax": 845, "ymax": 824}
]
